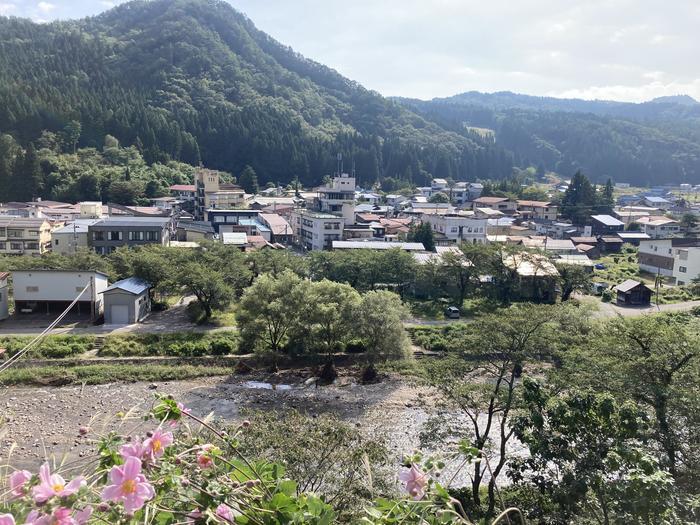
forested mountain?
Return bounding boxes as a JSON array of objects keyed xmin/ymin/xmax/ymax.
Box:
[
  {"xmin": 0, "ymin": 0, "xmax": 513, "ymax": 202},
  {"xmin": 397, "ymin": 92, "xmax": 700, "ymax": 185}
]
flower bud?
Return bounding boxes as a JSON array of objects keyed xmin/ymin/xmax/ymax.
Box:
[
  {"xmin": 241, "ymin": 420, "xmax": 251, "ymax": 428},
  {"xmin": 78, "ymin": 426, "xmax": 89, "ymax": 436}
]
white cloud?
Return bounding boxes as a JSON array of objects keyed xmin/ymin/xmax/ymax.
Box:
[
  {"xmin": 0, "ymin": 2, "xmax": 16, "ymax": 15},
  {"xmin": 36, "ymin": 1, "xmax": 55, "ymax": 13},
  {"xmin": 550, "ymin": 79, "xmax": 700, "ymax": 103}
]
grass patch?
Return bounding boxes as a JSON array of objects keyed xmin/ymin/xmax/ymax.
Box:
[
  {"xmin": 377, "ymin": 359, "xmax": 429, "ymax": 380},
  {"xmin": 406, "ymin": 299, "xmax": 448, "ymax": 320},
  {"xmin": 0, "ymin": 335, "xmax": 95, "ymax": 360},
  {"xmin": 407, "ymin": 324, "xmax": 471, "ymax": 352},
  {"xmin": 0, "ymin": 363, "xmax": 234, "ymax": 386},
  {"xmin": 99, "ymin": 331, "xmax": 241, "ymax": 357}
]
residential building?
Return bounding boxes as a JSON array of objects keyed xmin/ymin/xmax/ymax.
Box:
[
  {"xmin": 315, "ymin": 173, "xmax": 357, "ymax": 224},
  {"xmin": 590, "ymin": 215, "xmax": 624, "ymax": 235},
  {"xmin": 673, "ymin": 244, "xmax": 700, "ymax": 285},
  {"xmin": 194, "ymin": 169, "xmax": 245, "ymax": 221},
  {"xmin": 12, "ymin": 270, "xmax": 108, "ymax": 318},
  {"xmin": 521, "ymin": 237, "xmax": 578, "ymax": 255},
  {"xmin": 102, "ymin": 278, "xmax": 151, "ymax": 324},
  {"xmin": 516, "ymin": 200, "xmax": 558, "ymax": 222},
  {"xmin": 467, "ymin": 183, "xmax": 484, "ymax": 201},
  {"xmin": 635, "ymin": 216, "xmax": 681, "ymax": 238},
  {"xmin": 290, "ymin": 209, "xmax": 344, "ymax": 251},
  {"xmin": 170, "ymin": 184, "xmax": 196, "ymax": 201},
  {"xmin": 0, "ymin": 217, "xmax": 54, "ymax": 256},
  {"xmin": 502, "ymin": 252, "xmax": 559, "ymax": 303},
  {"xmin": 471, "ymin": 197, "xmax": 517, "ymax": 214},
  {"xmin": 0, "ymin": 272, "xmax": 8, "ymax": 321},
  {"xmin": 616, "ymin": 232, "xmax": 651, "ymax": 246},
  {"xmin": 88, "ymin": 217, "xmax": 171, "ymax": 255},
  {"xmin": 614, "ymin": 279, "xmax": 652, "ymax": 307},
  {"xmin": 385, "ymin": 194, "xmax": 409, "ymax": 208},
  {"xmin": 643, "ymin": 196, "xmax": 672, "ymax": 210},
  {"xmin": 52, "ymin": 219, "xmax": 102, "ymax": 255},
  {"xmin": 638, "ymin": 238, "xmax": 693, "ymax": 277},
  {"xmin": 421, "ymin": 213, "xmax": 487, "ymax": 244}
]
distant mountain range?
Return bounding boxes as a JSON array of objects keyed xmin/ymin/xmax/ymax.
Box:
[{"xmin": 0, "ymin": 0, "xmax": 698, "ymax": 187}]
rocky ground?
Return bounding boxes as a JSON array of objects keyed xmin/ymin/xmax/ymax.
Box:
[{"xmin": 0, "ymin": 371, "xmax": 443, "ymax": 469}]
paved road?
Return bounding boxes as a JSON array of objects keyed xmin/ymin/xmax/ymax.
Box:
[{"xmin": 584, "ymin": 297, "xmax": 700, "ymax": 318}]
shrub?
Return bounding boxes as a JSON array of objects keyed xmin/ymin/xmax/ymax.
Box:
[
  {"xmin": 601, "ymin": 289, "xmax": 614, "ymax": 303},
  {"xmin": 0, "ymin": 335, "xmax": 94, "ymax": 360},
  {"xmin": 345, "ymin": 339, "xmax": 367, "ymax": 354}
]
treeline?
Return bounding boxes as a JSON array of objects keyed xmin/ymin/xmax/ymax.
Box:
[
  {"xmin": 398, "ymin": 95, "xmax": 700, "ymax": 185},
  {"xmin": 0, "ymin": 0, "xmax": 512, "ymax": 193},
  {"xmin": 0, "ymin": 131, "xmax": 200, "ymax": 204}
]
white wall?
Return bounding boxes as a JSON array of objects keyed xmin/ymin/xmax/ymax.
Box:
[
  {"xmin": 673, "ymin": 248, "xmax": 700, "ymax": 285},
  {"xmin": 13, "ymin": 271, "xmax": 108, "ymax": 309}
]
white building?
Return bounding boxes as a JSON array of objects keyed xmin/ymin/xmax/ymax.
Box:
[
  {"xmin": 673, "ymin": 244, "xmax": 700, "ymax": 285},
  {"xmin": 316, "ymin": 173, "xmax": 357, "ymax": 224},
  {"xmin": 12, "ymin": 270, "xmax": 109, "ymax": 318},
  {"xmin": 290, "ymin": 209, "xmax": 344, "ymax": 251},
  {"xmin": 421, "ymin": 213, "xmax": 488, "ymax": 244},
  {"xmin": 635, "ymin": 216, "xmax": 681, "ymax": 239}
]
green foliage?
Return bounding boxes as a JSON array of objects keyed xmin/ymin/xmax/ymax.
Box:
[
  {"xmin": 98, "ymin": 332, "xmax": 240, "ymax": 357},
  {"xmin": 407, "ymin": 222, "xmax": 436, "ymax": 252},
  {"xmin": 0, "ymin": 335, "xmax": 94, "ymax": 360},
  {"xmin": 238, "ymin": 410, "xmax": 392, "ymax": 518}
]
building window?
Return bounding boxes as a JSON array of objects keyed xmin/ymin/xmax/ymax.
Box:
[
  {"xmin": 54, "ymin": 239, "xmax": 59, "ymax": 246},
  {"xmin": 678, "ymin": 281, "xmax": 685, "ymax": 286},
  {"xmin": 147, "ymin": 231, "xmax": 159, "ymax": 241},
  {"xmin": 108, "ymin": 231, "xmax": 122, "ymax": 241},
  {"xmin": 10, "ymin": 243, "xmax": 22, "ymax": 250},
  {"xmin": 93, "ymin": 231, "xmax": 104, "ymax": 241},
  {"xmin": 25, "ymin": 242, "xmax": 39, "ymax": 250},
  {"xmin": 26, "ymin": 286, "xmax": 39, "ymax": 293},
  {"xmin": 0, "ymin": 242, "xmax": 4, "ymax": 249},
  {"xmin": 679, "ymin": 266, "xmax": 687, "ymax": 273}
]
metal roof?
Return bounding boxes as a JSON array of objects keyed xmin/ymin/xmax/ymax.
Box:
[
  {"xmin": 614, "ymin": 279, "xmax": 652, "ymax": 293},
  {"xmin": 222, "ymin": 232, "xmax": 248, "ymax": 245},
  {"xmin": 332, "ymin": 241, "xmax": 425, "ymax": 251},
  {"xmin": 591, "ymin": 215, "xmax": 624, "ymax": 227},
  {"xmin": 103, "ymin": 277, "xmax": 151, "ymax": 295},
  {"xmin": 92, "ymin": 217, "xmax": 171, "ymax": 227}
]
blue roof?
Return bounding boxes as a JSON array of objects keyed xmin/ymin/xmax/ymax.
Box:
[
  {"xmin": 644, "ymin": 196, "xmax": 671, "ymax": 203},
  {"xmin": 103, "ymin": 277, "xmax": 151, "ymax": 295},
  {"xmin": 238, "ymin": 219, "xmax": 271, "ymax": 232}
]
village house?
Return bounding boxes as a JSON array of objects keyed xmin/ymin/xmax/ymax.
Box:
[
  {"xmin": 637, "ymin": 238, "xmax": 700, "ymax": 281},
  {"xmin": 471, "ymin": 196, "xmax": 517, "ymax": 214},
  {"xmin": 516, "ymin": 200, "xmax": 558, "ymax": 222},
  {"xmin": 635, "ymin": 216, "xmax": 681, "ymax": 239},
  {"xmin": 52, "ymin": 219, "xmax": 103, "ymax": 255},
  {"xmin": 175, "ymin": 220, "xmax": 215, "ymax": 242},
  {"xmin": 421, "ymin": 212, "xmax": 488, "ymax": 244},
  {"xmin": 331, "ymin": 240, "xmax": 425, "ymax": 252},
  {"xmin": 169, "ymin": 184, "xmax": 196, "ymax": 201},
  {"xmin": 259, "ymin": 213, "xmax": 293, "ymax": 244},
  {"xmin": 206, "ymin": 209, "xmax": 260, "ymax": 234},
  {"xmin": 502, "ymin": 252, "xmax": 559, "ymax": 304},
  {"xmin": 590, "ymin": 215, "xmax": 624, "ymax": 236},
  {"xmin": 643, "ymin": 196, "xmax": 672, "ymax": 210}
]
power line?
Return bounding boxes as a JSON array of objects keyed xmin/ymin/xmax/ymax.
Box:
[{"xmin": 0, "ymin": 281, "xmax": 91, "ymax": 374}]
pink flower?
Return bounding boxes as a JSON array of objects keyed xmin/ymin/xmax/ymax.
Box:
[
  {"xmin": 196, "ymin": 445, "xmax": 215, "ymax": 469},
  {"xmin": 0, "ymin": 514, "xmax": 15, "ymax": 525},
  {"xmin": 101, "ymin": 456, "xmax": 155, "ymax": 514},
  {"xmin": 74, "ymin": 507, "xmax": 93, "ymax": 525},
  {"xmin": 119, "ymin": 440, "xmax": 146, "ymax": 461},
  {"xmin": 185, "ymin": 509, "xmax": 203, "ymax": 524},
  {"xmin": 9, "ymin": 469, "xmax": 32, "ymax": 498},
  {"xmin": 215, "ymin": 504, "xmax": 238, "ymax": 522},
  {"xmin": 32, "ymin": 463, "xmax": 85, "ymax": 503},
  {"xmin": 398, "ymin": 464, "xmax": 429, "ymax": 500},
  {"xmin": 169, "ymin": 403, "xmax": 191, "ymax": 428},
  {"xmin": 49, "ymin": 508, "xmax": 74, "ymax": 525},
  {"xmin": 24, "ymin": 511, "xmax": 49, "ymax": 525},
  {"xmin": 142, "ymin": 429, "xmax": 173, "ymax": 462}
]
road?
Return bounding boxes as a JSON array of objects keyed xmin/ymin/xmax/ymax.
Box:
[{"xmin": 586, "ymin": 297, "xmax": 700, "ymax": 318}]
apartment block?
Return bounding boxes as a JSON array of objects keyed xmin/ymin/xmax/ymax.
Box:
[
  {"xmin": 0, "ymin": 217, "xmax": 54, "ymax": 256},
  {"xmin": 290, "ymin": 209, "xmax": 344, "ymax": 251},
  {"xmin": 88, "ymin": 217, "xmax": 171, "ymax": 255}
]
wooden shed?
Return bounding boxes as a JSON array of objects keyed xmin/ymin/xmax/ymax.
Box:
[{"xmin": 614, "ymin": 279, "xmax": 653, "ymax": 307}]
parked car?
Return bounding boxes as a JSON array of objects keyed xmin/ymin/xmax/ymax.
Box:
[
  {"xmin": 444, "ymin": 306, "xmax": 460, "ymax": 319},
  {"xmin": 594, "ymin": 263, "xmax": 607, "ymax": 270}
]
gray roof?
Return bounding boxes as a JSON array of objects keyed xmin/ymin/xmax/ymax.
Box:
[
  {"xmin": 332, "ymin": 241, "xmax": 425, "ymax": 251},
  {"xmin": 103, "ymin": 277, "xmax": 151, "ymax": 295},
  {"xmin": 591, "ymin": 215, "xmax": 624, "ymax": 227},
  {"xmin": 176, "ymin": 220, "xmax": 214, "ymax": 234},
  {"xmin": 53, "ymin": 219, "xmax": 102, "ymax": 234},
  {"xmin": 614, "ymin": 279, "xmax": 652, "ymax": 293},
  {"xmin": 92, "ymin": 217, "xmax": 171, "ymax": 227}
]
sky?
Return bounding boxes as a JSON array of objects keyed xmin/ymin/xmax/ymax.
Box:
[{"xmin": 1, "ymin": 0, "xmax": 699, "ymax": 103}]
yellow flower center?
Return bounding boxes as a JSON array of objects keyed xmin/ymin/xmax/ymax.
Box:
[
  {"xmin": 152, "ymin": 439, "xmax": 162, "ymax": 452},
  {"xmin": 122, "ymin": 479, "xmax": 137, "ymax": 495},
  {"xmin": 52, "ymin": 483, "xmax": 65, "ymax": 492}
]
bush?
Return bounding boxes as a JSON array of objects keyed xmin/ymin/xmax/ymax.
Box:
[
  {"xmin": 0, "ymin": 335, "xmax": 94, "ymax": 360},
  {"xmin": 601, "ymin": 289, "xmax": 614, "ymax": 303},
  {"xmin": 151, "ymin": 301, "xmax": 169, "ymax": 312},
  {"xmin": 344, "ymin": 339, "xmax": 367, "ymax": 354},
  {"xmin": 99, "ymin": 332, "xmax": 239, "ymax": 357}
]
